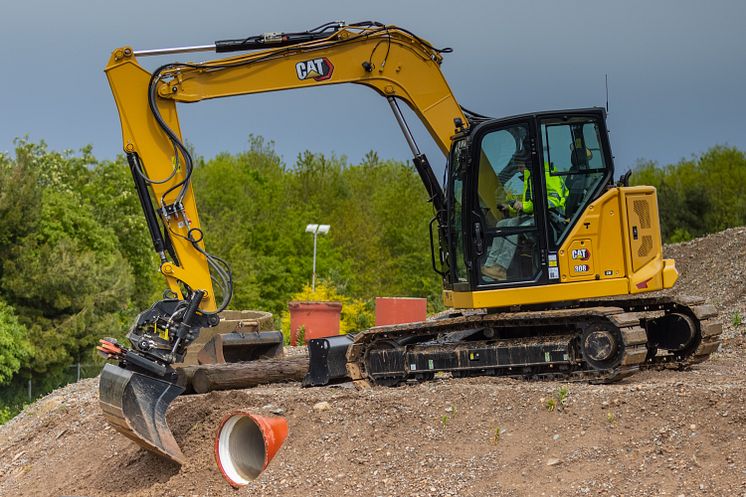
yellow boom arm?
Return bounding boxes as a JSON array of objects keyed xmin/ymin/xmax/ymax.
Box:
[{"xmin": 105, "ymin": 22, "xmax": 467, "ymax": 311}]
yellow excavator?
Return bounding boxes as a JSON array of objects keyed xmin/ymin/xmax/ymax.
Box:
[{"xmin": 98, "ymin": 21, "xmax": 721, "ymax": 465}]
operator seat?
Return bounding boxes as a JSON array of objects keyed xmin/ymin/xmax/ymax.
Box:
[{"xmin": 564, "ymin": 147, "xmax": 593, "ymax": 220}]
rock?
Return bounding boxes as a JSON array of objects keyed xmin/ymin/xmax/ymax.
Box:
[
  {"xmin": 313, "ymin": 401, "xmax": 331, "ymax": 411},
  {"xmin": 263, "ymin": 404, "xmax": 285, "ymax": 415},
  {"xmin": 547, "ymin": 458, "xmax": 562, "ymax": 466}
]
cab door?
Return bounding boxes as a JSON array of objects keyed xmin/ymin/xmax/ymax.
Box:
[{"xmin": 466, "ymin": 119, "xmax": 546, "ymax": 288}]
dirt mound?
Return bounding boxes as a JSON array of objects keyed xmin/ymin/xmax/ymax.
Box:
[
  {"xmin": 1, "ymin": 228, "xmax": 745, "ymax": 497},
  {"xmin": 663, "ymin": 226, "xmax": 746, "ymax": 339}
]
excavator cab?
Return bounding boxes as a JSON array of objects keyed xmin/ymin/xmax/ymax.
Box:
[{"xmin": 445, "ymin": 108, "xmax": 613, "ymax": 294}]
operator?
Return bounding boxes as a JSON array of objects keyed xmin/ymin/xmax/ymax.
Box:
[{"xmin": 481, "ymin": 155, "xmax": 568, "ymax": 281}]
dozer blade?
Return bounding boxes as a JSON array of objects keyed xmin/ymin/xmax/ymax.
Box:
[{"xmin": 99, "ymin": 363, "xmax": 186, "ymax": 465}]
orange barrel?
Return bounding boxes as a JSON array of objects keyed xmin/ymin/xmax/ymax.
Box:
[
  {"xmin": 288, "ymin": 301, "xmax": 342, "ymax": 345},
  {"xmin": 375, "ymin": 297, "xmax": 427, "ymax": 326}
]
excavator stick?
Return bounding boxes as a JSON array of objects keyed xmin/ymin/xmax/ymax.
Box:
[{"xmin": 99, "ymin": 363, "xmax": 186, "ymax": 465}]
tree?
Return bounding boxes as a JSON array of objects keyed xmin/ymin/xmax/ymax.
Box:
[
  {"xmin": 0, "ymin": 301, "xmax": 32, "ymax": 385},
  {"xmin": 0, "ymin": 149, "xmax": 42, "ymax": 269},
  {"xmin": 82, "ymin": 158, "xmax": 162, "ymax": 308},
  {"xmin": 0, "ymin": 142, "xmax": 136, "ymax": 375},
  {"xmin": 330, "ymin": 158, "xmax": 442, "ymax": 305},
  {"xmin": 2, "ymin": 189, "xmax": 134, "ymax": 372},
  {"xmin": 631, "ymin": 146, "xmax": 746, "ymax": 242}
]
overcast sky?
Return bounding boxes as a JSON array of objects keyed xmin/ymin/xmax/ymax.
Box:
[{"xmin": 1, "ymin": 0, "xmax": 744, "ymax": 180}]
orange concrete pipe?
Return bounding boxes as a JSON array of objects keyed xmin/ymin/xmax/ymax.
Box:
[
  {"xmin": 214, "ymin": 411, "xmax": 288, "ymax": 487},
  {"xmin": 375, "ymin": 297, "xmax": 427, "ymax": 326},
  {"xmin": 288, "ymin": 301, "xmax": 342, "ymax": 345}
]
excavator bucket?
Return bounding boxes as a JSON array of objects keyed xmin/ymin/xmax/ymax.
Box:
[
  {"xmin": 176, "ymin": 311, "xmax": 282, "ymax": 367},
  {"xmin": 196, "ymin": 331, "xmax": 284, "ymax": 364},
  {"xmin": 99, "ymin": 363, "xmax": 187, "ymax": 465}
]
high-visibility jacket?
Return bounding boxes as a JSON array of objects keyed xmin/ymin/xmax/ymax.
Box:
[{"xmin": 515, "ymin": 163, "xmax": 569, "ymax": 215}]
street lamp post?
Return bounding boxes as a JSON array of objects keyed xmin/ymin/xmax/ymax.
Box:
[{"xmin": 305, "ymin": 224, "xmax": 330, "ymax": 292}]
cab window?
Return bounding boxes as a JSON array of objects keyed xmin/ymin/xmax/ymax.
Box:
[{"xmin": 541, "ymin": 117, "xmax": 609, "ymax": 245}]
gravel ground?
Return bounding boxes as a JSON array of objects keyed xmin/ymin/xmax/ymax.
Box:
[{"xmin": 0, "ymin": 228, "xmax": 744, "ymax": 497}]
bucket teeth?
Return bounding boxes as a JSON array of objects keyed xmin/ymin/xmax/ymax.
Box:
[{"xmin": 99, "ymin": 363, "xmax": 186, "ymax": 465}]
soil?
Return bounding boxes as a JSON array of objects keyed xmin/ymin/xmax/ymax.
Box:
[{"xmin": 1, "ymin": 228, "xmax": 745, "ymax": 497}]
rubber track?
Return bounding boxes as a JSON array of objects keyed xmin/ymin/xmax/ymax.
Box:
[
  {"xmin": 568, "ymin": 295, "xmax": 722, "ymax": 369},
  {"xmin": 346, "ymin": 306, "xmax": 649, "ymax": 388},
  {"xmin": 640, "ymin": 296, "xmax": 721, "ymax": 368},
  {"xmin": 346, "ymin": 295, "xmax": 720, "ymax": 388}
]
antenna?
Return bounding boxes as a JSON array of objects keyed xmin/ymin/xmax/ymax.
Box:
[{"xmin": 605, "ymin": 74, "xmax": 609, "ymax": 113}]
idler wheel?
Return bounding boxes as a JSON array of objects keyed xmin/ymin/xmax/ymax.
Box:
[{"xmin": 644, "ymin": 311, "xmax": 700, "ymax": 356}]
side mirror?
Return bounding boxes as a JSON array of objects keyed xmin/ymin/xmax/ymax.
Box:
[{"xmin": 618, "ymin": 170, "xmax": 632, "ymax": 187}]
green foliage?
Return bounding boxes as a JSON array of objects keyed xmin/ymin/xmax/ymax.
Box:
[
  {"xmin": 440, "ymin": 405, "xmax": 456, "ymax": 427},
  {"xmin": 0, "ymin": 142, "xmax": 135, "ymax": 377},
  {"xmin": 557, "ymin": 386, "xmax": 570, "ymax": 404},
  {"xmin": 545, "ymin": 386, "xmax": 570, "ymax": 412},
  {"xmin": 0, "ymin": 405, "xmax": 18, "ymax": 425},
  {"xmin": 632, "ymin": 146, "xmax": 746, "ymax": 242},
  {"xmin": 732, "ymin": 311, "xmax": 743, "ymax": 328},
  {"xmin": 2, "ymin": 190, "xmax": 134, "ymax": 373},
  {"xmin": 0, "ymin": 150, "xmax": 42, "ymax": 260},
  {"xmin": 0, "ymin": 301, "xmax": 32, "ymax": 385},
  {"xmin": 329, "ymin": 155, "xmax": 444, "ymax": 305},
  {"xmin": 492, "ymin": 426, "xmax": 507, "ymax": 445},
  {"xmin": 194, "ymin": 138, "xmax": 444, "ymax": 325},
  {"xmin": 82, "ymin": 159, "xmax": 162, "ymax": 308}
]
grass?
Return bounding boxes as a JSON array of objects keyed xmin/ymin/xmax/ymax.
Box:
[
  {"xmin": 545, "ymin": 386, "xmax": 570, "ymax": 412},
  {"xmin": 440, "ymin": 405, "xmax": 457, "ymax": 427},
  {"xmin": 492, "ymin": 426, "xmax": 507, "ymax": 445},
  {"xmin": 731, "ymin": 311, "xmax": 743, "ymax": 328},
  {"xmin": 606, "ymin": 411, "xmax": 616, "ymax": 424}
]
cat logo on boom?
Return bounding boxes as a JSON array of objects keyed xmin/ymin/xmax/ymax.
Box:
[{"xmin": 295, "ymin": 58, "xmax": 334, "ymax": 81}]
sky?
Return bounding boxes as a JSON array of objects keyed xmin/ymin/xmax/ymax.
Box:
[{"xmin": 1, "ymin": 0, "xmax": 744, "ymax": 181}]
